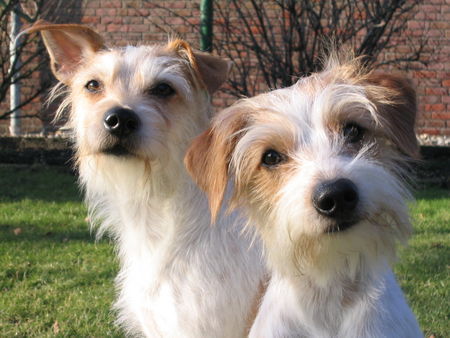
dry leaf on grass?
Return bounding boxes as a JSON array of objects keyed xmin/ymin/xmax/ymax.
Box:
[{"xmin": 52, "ymin": 320, "xmax": 60, "ymax": 334}]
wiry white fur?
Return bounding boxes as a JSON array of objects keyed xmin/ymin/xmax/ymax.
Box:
[
  {"xmin": 58, "ymin": 45, "xmax": 264, "ymax": 337},
  {"xmin": 210, "ymin": 60, "xmax": 421, "ymax": 337}
]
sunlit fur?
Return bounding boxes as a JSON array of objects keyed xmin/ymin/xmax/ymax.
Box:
[
  {"xmin": 34, "ymin": 22, "xmax": 264, "ymax": 337},
  {"xmin": 186, "ymin": 53, "xmax": 421, "ymax": 337}
]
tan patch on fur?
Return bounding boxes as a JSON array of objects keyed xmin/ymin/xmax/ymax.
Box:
[
  {"xmin": 232, "ymin": 156, "xmax": 296, "ymax": 220},
  {"xmin": 167, "ymin": 39, "xmax": 198, "ymax": 69},
  {"xmin": 167, "ymin": 39, "xmax": 231, "ymax": 94},
  {"xmin": 366, "ymin": 73, "xmax": 419, "ymax": 158},
  {"xmin": 185, "ymin": 109, "xmax": 247, "ymax": 222}
]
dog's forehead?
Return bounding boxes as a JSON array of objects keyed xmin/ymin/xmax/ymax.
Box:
[
  {"xmin": 76, "ymin": 45, "xmax": 195, "ymax": 98},
  {"xmin": 86, "ymin": 45, "xmax": 190, "ymax": 81},
  {"xmin": 273, "ymin": 75, "xmax": 376, "ymax": 129},
  {"xmin": 229, "ymin": 73, "xmax": 379, "ymax": 157}
]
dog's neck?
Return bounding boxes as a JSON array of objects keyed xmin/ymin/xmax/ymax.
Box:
[
  {"xmin": 79, "ymin": 152, "xmax": 209, "ymax": 242},
  {"xmin": 266, "ymin": 236, "xmax": 391, "ymax": 331}
]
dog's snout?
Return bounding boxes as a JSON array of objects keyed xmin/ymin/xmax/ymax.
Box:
[
  {"xmin": 312, "ymin": 178, "xmax": 359, "ymax": 219},
  {"xmin": 104, "ymin": 107, "xmax": 140, "ymax": 137}
]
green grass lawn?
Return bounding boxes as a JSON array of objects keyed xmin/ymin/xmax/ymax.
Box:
[{"xmin": 0, "ymin": 165, "xmax": 448, "ymax": 337}]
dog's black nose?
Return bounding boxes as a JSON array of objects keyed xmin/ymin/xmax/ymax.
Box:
[
  {"xmin": 103, "ymin": 107, "xmax": 139, "ymax": 137},
  {"xmin": 312, "ymin": 178, "xmax": 359, "ymax": 219}
]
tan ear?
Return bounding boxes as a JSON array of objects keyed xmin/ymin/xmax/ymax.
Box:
[
  {"xmin": 185, "ymin": 111, "xmax": 245, "ymax": 223},
  {"xmin": 368, "ymin": 73, "xmax": 419, "ymax": 158},
  {"xmin": 194, "ymin": 52, "xmax": 232, "ymax": 94},
  {"xmin": 167, "ymin": 39, "xmax": 232, "ymax": 94},
  {"xmin": 24, "ymin": 20, "xmax": 105, "ymax": 84},
  {"xmin": 184, "ymin": 127, "xmax": 229, "ymax": 223}
]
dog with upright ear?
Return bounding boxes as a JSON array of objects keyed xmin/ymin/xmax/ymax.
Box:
[
  {"xmin": 24, "ymin": 20, "xmax": 105, "ymax": 84},
  {"xmin": 26, "ymin": 22, "xmax": 231, "ymax": 96},
  {"xmin": 23, "ymin": 21, "xmax": 266, "ymax": 338}
]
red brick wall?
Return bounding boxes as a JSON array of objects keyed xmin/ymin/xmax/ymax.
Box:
[
  {"xmin": 407, "ymin": 2, "xmax": 450, "ymax": 136},
  {"xmin": 0, "ymin": 0, "xmax": 448, "ymax": 137}
]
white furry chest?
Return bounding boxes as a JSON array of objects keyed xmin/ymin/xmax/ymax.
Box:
[
  {"xmin": 107, "ymin": 197, "xmax": 262, "ymax": 337},
  {"xmin": 250, "ymin": 270, "xmax": 421, "ymax": 338}
]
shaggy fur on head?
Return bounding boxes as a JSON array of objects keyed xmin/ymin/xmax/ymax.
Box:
[
  {"xmin": 186, "ymin": 53, "xmax": 422, "ymax": 337},
  {"xmin": 29, "ymin": 21, "xmax": 264, "ymax": 337}
]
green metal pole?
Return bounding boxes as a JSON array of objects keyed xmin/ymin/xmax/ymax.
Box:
[{"xmin": 200, "ymin": 0, "xmax": 213, "ymax": 52}]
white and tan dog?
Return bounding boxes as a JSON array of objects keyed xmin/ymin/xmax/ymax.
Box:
[
  {"xmin": 186, "ymin": 54, "xmax": 422, "ymax": 337},
  {"xmin": 28, "ymin": 22, "xmax": 264, "ymax": 337}
]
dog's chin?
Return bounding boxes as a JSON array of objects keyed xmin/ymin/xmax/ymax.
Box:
[
  {"xmin": 325, "ymin": 219, "xmax": 359, "ymax": 234},
  {"xmin": 101, "ymin": 144, "xmax": 135, "ymax": 157}
]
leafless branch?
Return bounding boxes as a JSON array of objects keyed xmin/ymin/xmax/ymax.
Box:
[{"xmin": 132, "ymin": 0, "xmax": 429, "ymax": 98}]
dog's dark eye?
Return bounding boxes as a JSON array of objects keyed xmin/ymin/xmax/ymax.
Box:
[
  {"xmin": 149, "ymin": 83, "xmax": 175, "ymax": 97},
  {"xmin": 262, "ymin": 149, "xmax": 284, "ymax": 167},
  {"xmin": 343, "ymin": 123, "xmax": 364, "ymax": 143},
  {"xmin": 85, "ymin": 80, "xmax": 101, "ymax": 93}
]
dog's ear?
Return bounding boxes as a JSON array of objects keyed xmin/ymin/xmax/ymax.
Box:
[
  {"xmin": 185, "ymin": 111, "xmax": 245, "ymax": 223},
  {"xmin": 193, "ymin": 52, "xmax": 232, "ymax": 94},
  {"xmin": 168, "ymin": 39, "xmax": 232, "ymax": 94},
  {"xmin": 368, "ymin": 73, "xmax": 419, "ymax": 158},
  {"xmin": 24, "ymin": 20, "xmax": 105, "ymax": 84}
]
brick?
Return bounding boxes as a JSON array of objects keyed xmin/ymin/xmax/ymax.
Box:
[
  {"xmin": 421, "ymin": 5, "xmax": 439, "ymax": 13},
  {"xmin": 427, "ymin": 120, "xmax": 445, "ymax": 128},
  {"xmin": 420, "ymin": 128, "xmax": 441, "ymax": 135},
  {"xmin": 433, "ymin": 21, "xmax": 450, "ymax": 29},
  {"xmin": 128, "ymin": 8, "xmax": 151, "ymax": 17},
  {"xmin": 81, "ymin": 16, "xmax": 100, "ymax": 24},
  {"xmin": 122, "ymin": 17, "xmax": 144, "ymax": 24},
  {"xmin": 165, "ymin": 17, "xmax": 185, "ymax": 25},
  {"xmin": 425, "ymin": 87, "xmax": 447, "ymax": 95},
  {"xmin": 83, "ymin": 8, "xmax": 96, "ymax": 16},
  {"xmin": 126, "ymin": 1, "xmax": 142, "ymax": 8},
  {"xmin": 84, "ymin": 0, "xmax": 100, "ymax": 8},
  {"xmin": 128, "ymin": 24, "xmax": 148, "ymax": 33},
  {"xmin": 432, "ymin": 112, "xmax": 450, "ymax": 119},
  {"xmin": 427, "ymin": 29, "xmax": 444, "ymax": 37},
  {"xmin": 166, "ymin": 2, "xmax": 186, "ymax": 9},
  {"xmin": 413, "ymin": 70, "xmax": 437, "ymax": 78},
  {"xmin": 96, "ymin": 8, "xmax": 117, "ymax": 16},
  {"xmin": 106, "ymin": 24, "xmax": 129, "ymax": 33},
  {"xmin": 421, "ymin": 95, "xmax": 440, "ymax": 104},
  {"xmin": 442, "ymin": 79, "xmax": 450, "ymax": 87},
  {"xmin": 102, "ymin": 17, "xmax": 123, "ymax": 24},
  {"xmin": 425, "ymin": 104, "xmax": 446, "ymax": 111},
  {"xmin": 408, "ymin": 21, "xmax": 425, "ymax": 29},
  {"xmin": 101, "ymin": 0, "xmax": 122, "ymax": 8}
]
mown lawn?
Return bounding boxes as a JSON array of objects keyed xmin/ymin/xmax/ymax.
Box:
[{"xmin": 0, "ymin": 165, "xmax": 448, "ymax": 337}]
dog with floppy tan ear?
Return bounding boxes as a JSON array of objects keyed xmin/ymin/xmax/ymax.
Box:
[
  {"xmin": 186, "ymin": 53, "xmax": 421, "ymax": 337},
  {"xmin": 26, "ymin": 21, "xmax": 264, "ymax": 337}
]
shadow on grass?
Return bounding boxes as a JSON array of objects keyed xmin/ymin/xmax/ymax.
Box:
[
  {"xmin": 0, "ymin": 165, "xmax": 81, "ymax": 203},
  {"xmin": 414, "ymin": 186, "xmax": 450, "ymax": 200},
  {"xmin": 0, "ymin": 223, "xmax": 94, "ymax": 243}
]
